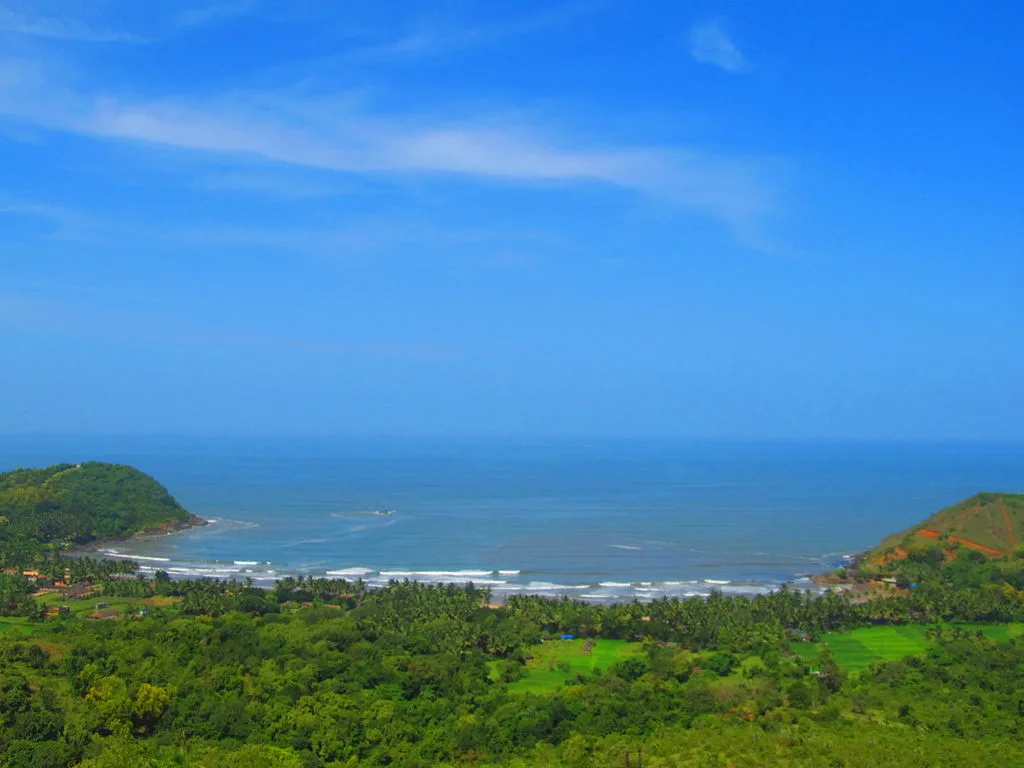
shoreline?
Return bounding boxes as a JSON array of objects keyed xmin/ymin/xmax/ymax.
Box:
[
  {"xmin": 122, "ymin": 561, "xmax": 846, "ymax": 603},
  {"xmin": 68, "ymin": 514, "xmax": 209, "ymax": 556},
  {"xmin": 70, "ymin": 514, "xmax": 861, "ymax": 602}
]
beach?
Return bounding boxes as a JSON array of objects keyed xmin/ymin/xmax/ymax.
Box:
[{"xmin": 7, "ymin": 436, "xmax": 1024, "ymax": 602}]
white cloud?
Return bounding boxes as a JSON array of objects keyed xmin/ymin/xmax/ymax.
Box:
[
  {"xmin": 0, "ymin": 1, "xmax": 257, "ymax": 43},
  {"xmin": 0, "ymin": 4, "xmax": 142, "ymax": 42},
  {"xmin": 0, "ymin": 60, "xmax": 777, "ymax": 230},
  {"xmin": 689, "ymin": 20, "xmax": 746, "ymax": 72}
]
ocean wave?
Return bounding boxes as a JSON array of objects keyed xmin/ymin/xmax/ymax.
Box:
[
  {"xmin": 524, "ymin": 581, "xmax": 589, "ymax": 591},
  {"xmin": 165, "ymin": 567, "xmax": 243, "ymax": 576},
  {"xmin": 234, "ymin": 560, "xmax": 260, "ymax": 566},
  {"xmin": 371, "ymin": 575, "xmax": 508, "ymax": 586},
  {"xmin": 719, "ymin": 584, "xmax": 772, "ymax": 595},
  {"xmin": 704, "ymin": 579, "xmax": 730, "ymax": 585},
  {"xmin": 379, "ymin": 569, "xmax": 494, "ymax": 579},
  {"xmin": 100, "ymin": 551, "xmax": 171, "ymax": 563},
  {"xmin": 599, "ymin": 581, "xmax": 632, "ymax": 587},
  {"xmin": 610, "ymin": 544, "xmax": 642, "ymax": 550},
  {"xmin": 326, "ymin": 567, "xmax": 375, "ymax": 577},
  {"xmin": 497, "ymin": 570, "xmax": 521, "ymax": 576}
]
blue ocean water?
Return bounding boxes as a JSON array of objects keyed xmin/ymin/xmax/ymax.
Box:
[{"xmin": 3, "ymin": 437, "xmax": 1023, "ymax": 601}]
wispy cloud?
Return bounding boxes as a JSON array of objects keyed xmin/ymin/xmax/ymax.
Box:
[
  {"xmin": 176, "ymin": 1, "xmax": 256, "ymax": 30},
  {"xmin": 689, "ymin": 20, "xmax": 746, "ymax": 72},
  {"xmin": 0, "ymin": 59, "xmax": 777, "ymax": 230},
  {"xmin": 346, "ymin": 2, "xmax": 599, "ymax": 64},
  {"xmin": 0, "ymin": 194, "xmax": 97, "ymax": 240},
  {"xmin": 0, "ymin": 3, "xmax": 143, "ymax": 43}
]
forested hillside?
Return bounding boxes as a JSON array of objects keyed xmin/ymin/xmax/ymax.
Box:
[{"xmin": 0, "ymin": 462, "xmax": 193, "ymax": 550}]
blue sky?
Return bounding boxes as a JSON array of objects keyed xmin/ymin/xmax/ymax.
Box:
[{"xmin": 0, "ymin": 1, "xmax": 1021, "ymax": 439}]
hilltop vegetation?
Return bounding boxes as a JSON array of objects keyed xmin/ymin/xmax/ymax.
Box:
[
  {"xmin": 866, "ymin": 492, "xmax": 1024, "ymax": 564},
  {"xmin": 0, "ymin": 462, "xmax": 193, "ymax": 548},
  {"xmin": 849, "ymin": 493, "xmax": 1024, "ymax": 585}
]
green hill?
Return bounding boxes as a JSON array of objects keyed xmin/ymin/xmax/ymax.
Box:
[
  {"xmin": 862, "ymin": 492, "xmax": 1024, "ymax": 573},
  {"xmin": 0, "ymin": 461, "xmax": 195, "ymax": 545}
]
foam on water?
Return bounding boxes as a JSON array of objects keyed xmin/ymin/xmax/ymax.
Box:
[
  {"xmin": 326, "ymin": 567, "xmax": 375, "ymax": 577},
  {"xmin": 129, "ymin": 555, "xmax": 833, "ymax": 602},
  {"xmin": 379, "ymin": 569, "xmax": 494, "ymax": 579}
]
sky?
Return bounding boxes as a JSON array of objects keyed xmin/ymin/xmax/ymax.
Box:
[{"xmin": 0, "ymin": 0, "xmax": 1021, "ymax": 440}]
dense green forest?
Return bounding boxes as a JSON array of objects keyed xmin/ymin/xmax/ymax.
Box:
[
  {"xmin": 0, "ymin": 463, "xmax": 195, "ymax": 567},
  {"xmin": 5, "ymin": 578, "xmax": 1024, "ymax": 767},
  {"xmin": 5, "ymin": 468, "xmax": 1024, "ymax": 766}
]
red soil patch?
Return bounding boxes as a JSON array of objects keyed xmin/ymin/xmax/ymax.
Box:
[
  {"xmin": 915, "ymin": 528, "xmax": 1004, "ymax": 557},
  {"xmin": 864, "ymin": 545, "xmax": 910, "ymax": 571}
]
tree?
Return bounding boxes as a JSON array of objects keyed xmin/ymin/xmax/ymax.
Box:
[{"xmin": 133, "ymin": 684, "xmax": 171, "ymax": 733}]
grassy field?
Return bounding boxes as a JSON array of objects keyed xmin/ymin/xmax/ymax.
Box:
[
  {"xmin": 505, "ymin": 638, "xmax": 644, "ymax": 694},
  {"xmin": 0, "ymin": 616, "xmax": 43, "ymax": 636},
  {"xmin": 0, "ymin": 594, "xmax": 183, "ymax": 638},
  {"xmin": 32, "ymin": 592, "xmax": 182, "ymax": 617},
  {"xmin": 790, "ymin": 623, "xmax": 1024, "ymax": 672}
]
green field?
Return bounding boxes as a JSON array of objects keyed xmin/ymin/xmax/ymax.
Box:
[
  {"xmin": 34, "ymin": 592, "xmax": 155, "ymax": 616},
  {"xmin": 791, "ymin": 623, "xmax": 1024, "ymax": 672},
  {"xmin": 507, "ymin": 638, "xmax": 644, "ymax": 694},
  {"xmin": 0, "ymin": 594, "xmax": 180, "ymax": 638},
  {"xmin": 0, "ymin": 616, "xmax": 42, "ymax": 636}
]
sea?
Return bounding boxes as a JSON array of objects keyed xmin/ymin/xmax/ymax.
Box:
[{"xmin": 3, "ymin": 436, "xmax": 1023, "ymax": 603}]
